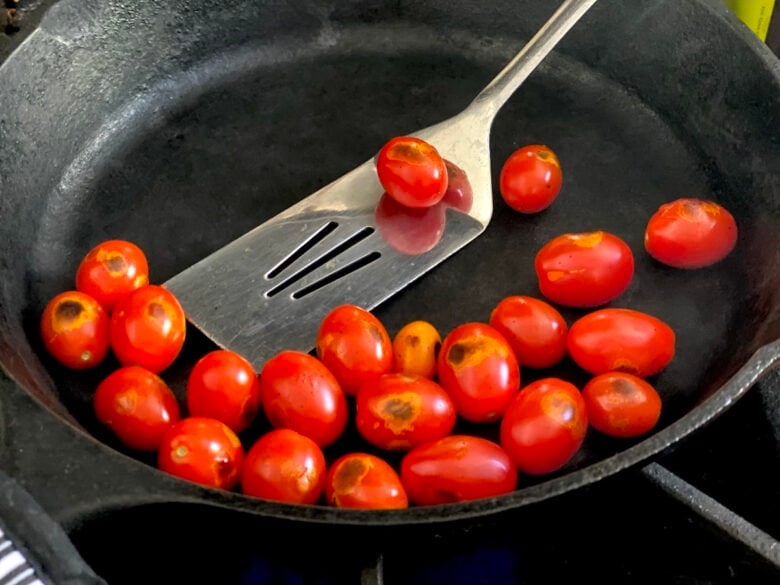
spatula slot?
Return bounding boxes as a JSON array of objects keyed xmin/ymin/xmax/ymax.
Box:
[
  {"xmin": 291, "ymin": 250, "xmax": 382, "ymax": 299},
  {"xmin": 265, "ymin": 221, "xmax": 339, "ymax": 279}
]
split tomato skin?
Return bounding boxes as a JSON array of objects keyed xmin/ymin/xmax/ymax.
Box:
[
  {"xmin": 499, "ymin": 144, "xmax": 562, "ymax": 213},
  {"xmin": 325, "ymin": 452, "xmax": 408, "ymax": 510},
  {"xmin": 400, "ymin": 435, "xmax": 517, "ymax": 506},
  {"xmin": 75, "ymin": 239, "xmax": 149, "ymax": 312},
  {"xmin": 582, "ymin": 372, "xmax": 662, "ymax": 438},
  {"xmin": 375, "ymin": 136, "xmax": 448, "ymax": 208},
  {"xmin": 500, "ymin": 378, "xmax": 588, "ymax": 475},
  {"xmin": 40, "ymin": 290, "xmax": 110, "ymax": 370},
  {"xmin": 567, "ymin": 308, "xmax": 675, "ymax": 378}
]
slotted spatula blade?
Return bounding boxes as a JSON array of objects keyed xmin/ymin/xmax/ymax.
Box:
[{"xmin": 163, "ymin": 0, "xmax": 597, "ymax": 370}]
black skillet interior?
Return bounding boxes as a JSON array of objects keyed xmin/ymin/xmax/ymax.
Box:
[{"xmin": 0, "ymin": 0, "xmax": 779, "ymax": 528}]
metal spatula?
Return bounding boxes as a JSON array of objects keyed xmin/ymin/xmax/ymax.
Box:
[{"xmin": 163, "ymin": 0, "xmax": 598, "ymax": 371}]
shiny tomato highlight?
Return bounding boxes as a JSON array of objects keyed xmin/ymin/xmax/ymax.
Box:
[
  {"xmin": 40, "ymin": 290, "xmax": 110, "ymax": 370},
  {"xmin": 582, "ymin": 372, "xmax": 663, "ymax": 438},
  {"xmin": 325, "ymin": 453, "xmax": 408, "ymax": 509},
  {"xmin": 375, "ymin": 136, "xmax": 448, "ymax": 208},
  {"xmin": 75, "ymin": 239, "xmax": 149, "ymax": 312}
]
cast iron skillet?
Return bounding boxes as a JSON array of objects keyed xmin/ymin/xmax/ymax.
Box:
[{"xmin": 0, "ymin": 0, "xmax": 778, "ymax": 533}]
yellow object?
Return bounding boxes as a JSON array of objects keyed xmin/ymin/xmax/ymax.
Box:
[{"xmin": 724, "ymin": 0, "xmax": 776, "ymax": 41}]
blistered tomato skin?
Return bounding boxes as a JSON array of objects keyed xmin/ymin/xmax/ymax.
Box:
[
  {"xmin": 400, "ymin": 435, "xmax": 517, "ymax": 506},
  {"xmin": 582, "ymin": 372, "xmax": 662, "ymax": 438},
  {"xmin": 567, "ymin": 308, "xmax": 675, "ymax": 377},
  {"xmin": 644, "ymin": 198, "xmax": 738, "ymax": 269},
  {"xmin": 325, "ymin": 453, "xmax": 408, "ymax": 510},
  {"xmin": 534, "ymin": 231, "xmax": 635, "ymax": 308},
  {"xmin": 436, "ymin": 323, "xmax": 520, "ymax": 423},
  {"xmin": 40, "ymin": 290, "xmax": 110, "ymax": 370},
  {"xmin": 76, "ymin": 239, "xmax": 149, "ymax": 312},
  {"xmin": 499, "ymin": 144, "xmax": 563, "ymax": 213},
  {"xmin": 392, "ymin": 320, "xmax": 442, "ymax": 379},
  {"xmin": 375, "ymin": 136, "xmax": 448, "ymax": 208},
  {"xmin": 500, "ymin": 378, "xmax": 588, "ymax": 475}
]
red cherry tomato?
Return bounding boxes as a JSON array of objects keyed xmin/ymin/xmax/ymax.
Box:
[
  {"xmin": 500, "ymin": 378, "xmax": 588, "ymax": 475},
  {"xmin": 489, "ymin": 295, "xmax": 568, "ymax": 369},
  {"xmin": 259, "ymin": 350, "xmax": 348, "ymax": 448},
  {"xmin": 75, "ymin": 239, "xmax": 149, "ymax": 312},
  {"xmin": 392, "ymin": 320, "xmax": 442, "ymax": 379},
  {"xmin": 582, "ymin": 372, "xmax": 662, "ymax": 438},
  {"xmin": 400, "ymin": 435, "xmax": 517, "ymax": 506},
  {"xmin": 158, "ymin": 417, "xmax": 244, "ymax": 490},
  {"xmin": 40, "ymin": 290, "xmax": 110, "ymax": 370},
  {"xmin": 499, "ymin": 144, "xmax": 562, "ymax": 213},
  {"xmin": 534, "ymin": 231, "xmax": 635, "ymax": 308},
  {"xmin": 374, "ymin": 192, "xmax": 445, "ymax": 255},
  {"xmin": 325, "ymin": 453, "xmax": 408, "ymax": 509},
  {"xmin": 375, "ymin": 136, "xmax": 448, "ymax": 208},
  {"xmin": 436, "ymin": 322, "xmax": 520, "ymax": 423},
  {"xmin": 315, "ymin": 304, "xmax": 394, "ymax": 396},
  {"xmin": 186, "ymin": 349, "xmax": 261, "ymax": 434},
  {"xmin": 110, "ymin": 285, "xmax": 186, "ymax": 373},
  {"xmin": 241, "ymin": 429, "xmax": 326, "ymax": 505},
  {"xmin": 94, "ymin": 366, "xmax": 181, "ymax": 451},
  {"xmin": 567, "ymin": 308, "xmax": 675, "ymax": 377},
  {"xmin": 355, "ymin": 373, "xmax": 456, "ymax": 451},
  {"xmin": 644, "ymin": 198, "xmax": 738, "ymax": 269}
]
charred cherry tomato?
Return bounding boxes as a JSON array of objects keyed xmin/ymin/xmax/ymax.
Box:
[
  {"xmin": 259, "ymin": 350, "xmax": 348, "ymax": 448},
  {"xmin": 355, "ymin": 373, "xmax": 456, "ymax": 451},
  {"xmin": 186, "ymin": 349, "xmax": 261, "ymax": 434},
  {"xmin": 75, "ymin": 239, "xmax": 149, "ymax": 312},
  {"xmin": 158, "ymin": 416, "xmax": 244, "ymax": 491},
  {"xmin": 489, "ymin": 295, "xmax": 568, "ymax": 369},
  {"xmin": 40, "ymin": 290, "xmax": 110, "ymax": 370},
  {"xmin": 499, "ymin": 144, "xmax": 562, "ymax": 213},
  {"xmin": 644, "ymin": 198, "xmax": 738, "ymax": 269},
  {"xmin": 110, "ymin": 284, "xmax": 186, "ymax": 374},
  {"xmin": 374, "ymin": 192, "xmax": 446, "ymax": 255},
  {"xmin": 441, "ymin": 159, "xmax": 473, "ymax": 213},
  {"xmin": 315, "ymin": 304, "xmax": 394, "ymax": 396},
  {"xmin": 567, "ymin": 308, "xmax": 675, "ymax": 378},
  {"xmin": 436, "ymin": 322, "xmax": 520, "ymax": 423},
  {"xmin": 535, "ymin": 231, "xmax": 635, "ymax": 308},
  {"xmin": 94, "ymin": 365, "xmax": 181, "ymax": 451},
  {"xmin": 400, "ymin": 435, "xmax": 517, "ymax": 506},
  {"xmin": 582, "ymin": 372, "xmax": 662, "ymax": 438},
  {"xmin": 241, "ymin": 429, "xmax": 326, "ymax": 505},
  {"xmin": 392, "ymin": 320, "xmax": 442, "ymax": 379},
  {"xmin": 500, "ymin": 378, "xmax": 588, "ymax": 475},
  {"xmin": 325, "ymin": 453, "xmax": 408, "ymax": 509},
  {"xmin": 375, "ymin": 136, "xmax": 448, "ymax": 208}
]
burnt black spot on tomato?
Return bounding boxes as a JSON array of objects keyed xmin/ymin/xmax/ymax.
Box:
[
  {"xmin": 104, "ymin": 254, "xmax": 127, "ymax": 273},
  {"xmin": 447, "ymin": 340, "xmax": 480, "ymax": 366},
  {"xmin": 612, "ymin": 377, "xmax": 639, "ymax": 397},
  {"xmin": 391, "ymin": 142, "xmax": 427, "ymax": 164},
  {"xmin": 334, "ymin": 458, "xmax": 368, "ymax": 491},
  {"xmin": 382, "ymin": 398, "xmax": 414, "ymax": 422},
  {"xmin": 408, "ymin": 335, "xmax": 420, "ymax": 348},
  {"xmin": 147, "ymin": 302, "xmax": 167, "ymax": 321},
  {"xmin": 55, "ymin": 300, "xmax": 84, "ymax": 322}
]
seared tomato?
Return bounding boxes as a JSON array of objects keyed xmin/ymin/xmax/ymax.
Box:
[
  {"xmin": 392, "ymin": 320, "xmax": 442, "ymax": 379},
  {"xmin": 567, "ymin": 308, "xmax": 675, "ymax": 377},
  {"xmin": 94, "ymin": 365, "xmax": 181, "ymax": 451},
  {"xmin": 110, "ymin": 285, "xmax": 186, "ymax": 373},
  {"xmin": 375, "ymin": 136, "xmax": 448, "ymax": 208},
  {"xmin": 355, "ymin": 373, "xmax": 456, "ymax": 451},
  {"xmin": 400, "ymin": 435, "xmax": 517, "ymax": 506},
  {"xmin": 374, "ymin": 192, "xmax": 446, "ymax": 255},
  {"xmin": 500, "ymin": 378, "xmax": 588, "ymax": 475},
  {"xmin": 582, "ymin": 372, "xmax": 662, "ymax": 438},
  {"xmin": 158, "ymin": 417, "xmax": 244, "ymax": 491},
  {"xmin": 75, "ymin": 239, "xmax": 149, "ymax": 312},
  {"xmin": 437, "ymin": 322, "xmax": 520, "ymax": 423},
  {"xmin": 325, "ymin": 453, "xmax": 408, "ymax": 509},
  {"xmin": 534, "ymin": 231, "xmax": 634, "ymax": 307},
  {"xmin": 315, "ymin": 304, "xmax": 394, "ymax": 396},
  {"xmin": 488, "ymin": 295, "xmax": 568, "ymax": 369},
  {"xmin": 241, "ymin": 429, "xmax": 326, "ymax": 505},
  {"xmin": 186, "ymin": 349, "xmax": 261, "ymax": 434},
  {"xmin": 40, "ymin": 290, "xmax": 110, "ymax": 370},
  {"xmin": 259, "ymin": 350, "xmax": 348, "ymax": 448},
  {"xmin": 499, "ymin": 144, "xmax": 563, "ymax": 213},
  {"xmin": 644, "ymin": 198, "xmax": 738, "ymax": 269}
]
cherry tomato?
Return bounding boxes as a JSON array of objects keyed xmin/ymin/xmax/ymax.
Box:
[
  {"xmin": 499, "ymin": 144, "xmax": 562, "ymax": 213},
  {"xmin": 500, "ymin": 378, "xmax": 588, "ymax": 475},
  {"xmin": 355, "ymin": 373, "xmax": 456, "ymax": 451},
  {"xmin": 259, "ymin": 350, "xmax": 348, "ymax": 448},
  {"xmin": 110, "ymin": 284, "xmax": 186, "ymax": 373},
  {"xmin": 375, "ymin": 136, "xmax": 448, "ymax": 208},
  {"xmin": 158, "ymin": 417, "xmax": 244, "ymax": 490},
  {"xmin": 488, "ymin": 295, "xmax": 568, "ymax": 369},
  {"xmin": 567, "ymin": 308, "xmax": 675, "ymax": 377},
  {"xmin": 374, "ymin": 192, "xmax": 445, "ymax": 255},
  {"xmin": 392, "ymin": 320, "xmax": 442, "ymax": 379},
  {"xmin": 315, "ymin": 304, "xmax": 394, "ymax": 396},
  {"xmin": 400, "ymin": 435, "xmax": 517, "ymax": 506},
  {"xmin": 582, "ymin": 372, "xmax": 662, "ymax": 438},
  {"xmin": 325, "ymin": 453, "xmax": 408, "ymax": 509},
  {"xmin": 40, "ymin": 290, "xmax": 110, "ymax": 370},
  {"xmin": 436, "ymin": 322, "xmax": 520, "ymax": 423},
  {"xmin": 75, "ymin": 239, "xmax": 149, "ymax": 312},
  {"xmin": 534, "ymin": 231, "xmax": 635, "ymax": 308},
  {"xmin": 241, "ymin": 429, "xmax": 326, "ymax": 505},
  {"xmin": 644, "ymin": 198, "xmax": 738, "ymax": 269},
  {"xmin": 94, "ymin": 366, "xmax": 181, "ymax": 451},
  {"xmin": 441, "ymin": 159, "xmax": 473, "ymax": 213},
  {"xmin": 186, "ymin": 349, "xmax": 261, "ymax": 434}
]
